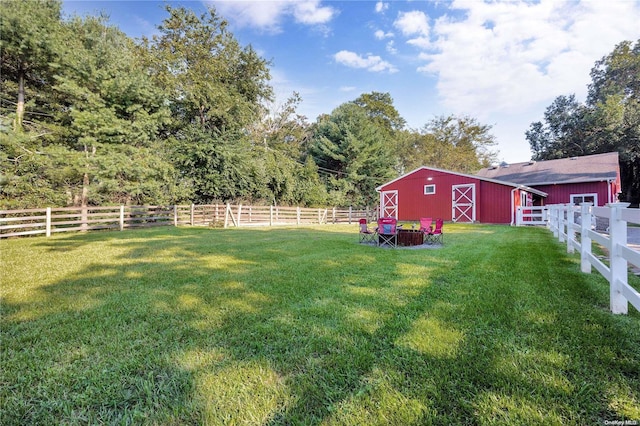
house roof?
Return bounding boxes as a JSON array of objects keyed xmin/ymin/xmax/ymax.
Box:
[
  {"xmin": 377, "ymin": 166, "xmax": 548, "ymax": 197},
  {"xmin": 475, "ymin": 152, "xmax": 620, "ymax": 186}
]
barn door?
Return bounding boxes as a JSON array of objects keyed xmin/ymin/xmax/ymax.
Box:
[
  {"xmin": 452, "ymin": 184, "xmax": 476, "ymax": 222},
  {"xmin": 380, "ymin": 190, "xmax": 398, "ymax": 218}
]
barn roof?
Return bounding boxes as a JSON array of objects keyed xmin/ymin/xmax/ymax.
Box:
[
  {"xmin": 377, "ymin": 166, "xmax": 548, "ymax": 196},
  {"xmin": 475, "ymin": 152, "xmax": 620, "ymax": 186}
]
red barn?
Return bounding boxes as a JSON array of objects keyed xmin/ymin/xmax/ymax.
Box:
[
  {"xmin": 476, "ymin": 152, "xmax": 621, "ymax": 207},
  {"xmin": 376, "ymin": 167, "xmax": 547, "ymax": 224},
  {"xmin": 377, "ymin": 152, "xmax": 622, "ymax": 225}
]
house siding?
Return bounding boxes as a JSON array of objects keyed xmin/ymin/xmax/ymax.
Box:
[
  {"xmin": 533, "ymin": 181, "xmax": 612, "ymax": 206},
  {"xmin": 477, "ymin": 181, "xmax": 518, "ymax": 224}
]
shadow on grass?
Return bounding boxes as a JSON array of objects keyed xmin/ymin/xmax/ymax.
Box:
[{"xmin": 1, "ymin": 225, "xmax": 639, "ymax": 424}]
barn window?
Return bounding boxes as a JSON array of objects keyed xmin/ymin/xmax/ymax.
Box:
[
  {"xmin": 571, "ymin": 193, "xmax": 597, "ymax": 206},
  {"xmin": 424, "ymin": 184, "xmax": 436, "ymax": 195}
]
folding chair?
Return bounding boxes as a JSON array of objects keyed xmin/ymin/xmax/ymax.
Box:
[
  {"xmin": 377, "ymin": 217, "xmax": 398, "ymax": 248},
  {"xmin": 428, "ymin": 218, "xmax": 444, "ymax": 244},
  {"xmin": 358, "ymin": 218, "xmax": 376, "ymax": 244},
  {"xmin": 419, "ymin": 217, "xmax": 433, "ymax": 244}
]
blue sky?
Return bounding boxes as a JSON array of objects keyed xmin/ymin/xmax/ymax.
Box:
[{"xmin": 62, "ymin": 0, "xmax": 640, "ymax": 163}]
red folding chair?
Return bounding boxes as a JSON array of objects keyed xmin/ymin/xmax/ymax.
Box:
[
  {"xmin": 377, "ymin": 217, "xmax": 398, "ymax": 248},
  {"xmin": 419, "ymin": 217, "xmax": 433, "ymax": 244},
  {"xmin": 358, "ymin": 218, "xmax": 376, "ymax": 244},
  {"xmin": 428, "ymin": 218, "xmax": 444, "ymax": 244}
]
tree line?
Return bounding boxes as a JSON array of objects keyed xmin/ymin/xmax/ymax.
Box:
[
  {"xmin": 526, "ymin": 40, "xmax": 640, "ymax": 206},
  {"xmin": 1, "ymin": 1, "xmax": 636, "ymax": 209},
  {"xmin": 0, "ymin": 1, "xmax": 498, "ymax": 209}
]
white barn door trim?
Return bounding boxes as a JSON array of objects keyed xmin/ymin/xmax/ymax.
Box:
[
  {"xmin": 380, "ymin": 190, "xmax": 398, "ymax": 218},
  {"xmin": 452, "ymin": 184, "xmax": 476, "ymax": 223}
]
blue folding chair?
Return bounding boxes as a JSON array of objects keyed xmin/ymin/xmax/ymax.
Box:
[{"xmin": 377, "ymin": 217, "xmax": 398, "ymax": 248}]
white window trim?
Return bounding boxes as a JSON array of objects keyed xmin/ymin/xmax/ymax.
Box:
[
  {"xmin": 424, "ymin": 184, "xmax": 436, "ymax": 195},
  {"xmin": 570, "ymin": 193, "xmax": 598, "ymax": 206}
]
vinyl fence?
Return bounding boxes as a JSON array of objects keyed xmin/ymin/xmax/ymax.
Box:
[
  {"xmin": 515, "ymin": 205, "xmax": 548, "ymax": 226},
  {"xmin": 547, "ymin": 202, "xmax": 640, "ymax": 315},
  {"xmin": 0, "ymin": 204, "xmax": 378, "ymax": 239}
]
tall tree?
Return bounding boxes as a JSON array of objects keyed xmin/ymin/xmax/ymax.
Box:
[
  {"xmin": 422, "ymin": 115, "xmax": 497, "ymax": 173},
  {"xmin": 0, "ymin": 0, "xmax": 61, "ymax": 132},
  {"xmin": 1, "ymin": 12, "xmax": 183, "ymax": 208},
  {"xmin": 143, "ymin": 5, "xmax": 273, "ymax": 204},
  {"xmin": 143, "ymin": 5, "xmax": 272, "ymax": 132},
  {"xmin": 526, "ymin": 40, "xmax": 640, "ymax": 205},
  {"xmin": 250, "ymin": 92, "xmax": 311, "ymax": 160},
  {"xmin": 526, "ymin": 95, "xmax": 593, "ymax": 160},
  {"xmin": 52, "ymin": 15, "xmax": 177, "ymax": 206},
  {"xmin": 352, "ymin": 92, "xmax": 406, "ymax": 135},
  {"xmin": 588, "ymin": 40, "xmax": 640, "ymax": 205},
  {"xmin": 170, "ymin": 125, "xmax": 261, "ymax": 203},
  {"xmin": 395, "ymin": 115, "xmax": 498, "ymax": 174},
  {"xmin": 310, "ymin": 102, "xmax": 395, "ymax": 206}
]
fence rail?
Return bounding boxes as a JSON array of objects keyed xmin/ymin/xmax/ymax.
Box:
[
  {"xmin": 547, "ymin": 202, "xmax": 640, "ymax": 315},
  {"xmin": 515, "ymin": 206, "xmax": 548, "ymax": 226},
  {"xmin": 0, "ymin": 204, "xmax": 377, "ymax": 239}
]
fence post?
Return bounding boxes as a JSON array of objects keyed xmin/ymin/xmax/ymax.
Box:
[
  {"xmin": 173, "ymin": 205, "xmax": 178, "ymax": 227},
  {"xmin": 238, "ymin": 204, "xmax": 243, "ymax": 226},
  {"xmin": 567, "ymin": 205, "xmax": 575, "ymax": 254},
  {"xmin": 81, "ymin": 206, "xmax": 88, "ymax": 232},
  {"xmin": 332, "ymin": 207, "xmax": 336, "ymax": 223},
  {"xmin": 549, "ymin": 205, "xmax": 557, "ymax": 237},
  {"xmin": 270, "ymin": 205, "xmax": 273, "ymax": 226},
  {"xmin": 609, "ymin": 202, "xmax": 631, "ymax": 314},
  {"xmin": 348, "ymin": 206, "xmax": 352, "ymax": 225},
  {"xmin": 190, "ymin": 204, "xmax": 195, "ymax": 226},
  {"xmin": 558, "ymin": 205, "xmax": 567, "ymax": 243},
  {"xmin": 46, "ymin": 207, "xmax": 51, "ymax": 237},
  {"xmin": 296, "ymin": 207, "xmax": 301, "ymax": 225},
  {"xmin": 543, "ymin": 207, "xmax": 549, "ymax": 227},
  {"xmin": 580, "ymin": 202, "xmax": 592, "ymax": 273},
  {"xmin": 318, "ymin": 208, "xmax": 321, "ymax": 224},
  {"xmin": 120, "ymin": 205, "xmax": 125, "ymax": 231}
]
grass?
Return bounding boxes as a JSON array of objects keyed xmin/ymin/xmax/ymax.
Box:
[{"xmin": 1, "ymin": 224, "xmax": 639, "ymax": 425}]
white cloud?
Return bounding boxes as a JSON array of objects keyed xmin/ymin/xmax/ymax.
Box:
[
  {"xmin": 293, "ymin": 1, "xmax": 335, "ymax": 25},
  {"xmin": 340, "ymin": 86, "xmax": 357, "ymax": 92},
  {"xmin": 394, "ymin": 10, "xmax": 431, "ymax": 49},
  {"xmin": 394, "ymin": 10, "xmax": 430, "ymax": 37},
  {"xmin": 334, "ymin": 50, "xmax": 398, "ymax": 73},
  {"xmin": 407, "ymin": 36, "xmax": 431, "ymax": 49},
  {"xmin": 386, "ymin": 40, "xmax": 397, "ymax": 54},
  {"xmin": 375, "ymin": 1, "xmax": 389, "ymax": 14},
  {"xmin": 374, "ymin": 29, "xmax": 394, "ymax": 40},
  {"xmin": 212, "ymin": 0, "xmax": 336, "ymax": 31},
  {"xmin": 414, "ymin": 0, "xmax": 640, "ymax": 116}
]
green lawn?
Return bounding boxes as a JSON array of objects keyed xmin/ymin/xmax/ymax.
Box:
[{"xmin": 1, "ymin": 224, "xmax": 639, "ymax": 425}]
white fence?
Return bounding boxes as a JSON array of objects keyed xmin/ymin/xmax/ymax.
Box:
[
  {"xmin": 0, "ymin": 205, "xmax": 174, "ymax": 238},
  {"xmin": 515, "ymin": 206, "xmax": 548, "ymax": 226},
  {"xmin": 175, "ymin": 204, "xmax": 377, "ymax": 228},
  {"xmin": 547, "ymin": 202, "xmax": 640, "ymax": 315},
  {"xmin": 0, "ymin": 204, "xmax": 377, "ymax": 239}
]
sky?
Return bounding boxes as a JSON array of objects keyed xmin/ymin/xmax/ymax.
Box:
[{"xmin": 61, "ymin": 0, "xmax": 640, "ymax": 163}]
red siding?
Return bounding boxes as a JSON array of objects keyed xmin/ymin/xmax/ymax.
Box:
[
  {"xmin": 379, "ymin": 168, "xmax": 518, "ymax": 224},
  {"xmin": 533, "ymin": 182, "xmax": 612, "ymax": 206},
  {"xmin": 477, "ymin": 181, "xmax": 518, "ymax": 224}
]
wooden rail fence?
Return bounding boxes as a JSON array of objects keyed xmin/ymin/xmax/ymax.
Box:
[
  {"xmin": 548, "ymin": 202, "xmax": 640, "ymax": 315},
  {"xmin": 0, "ymin": 204, "xmax": 377, "ymax": 239}
]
